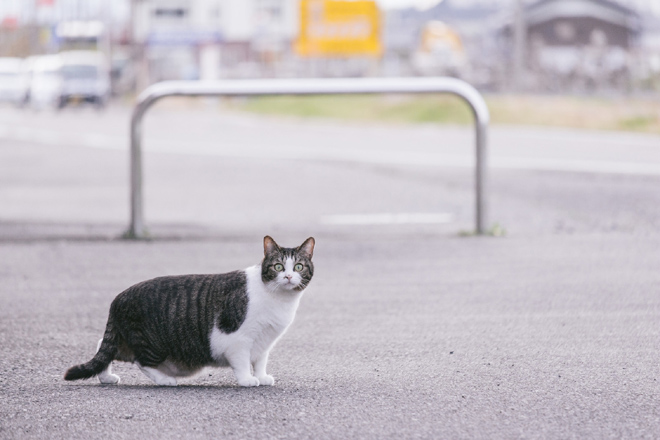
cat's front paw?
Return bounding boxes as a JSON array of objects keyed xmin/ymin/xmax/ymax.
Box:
[
  {"xmin": 237, "ymin": 376, "xmax": 260, "ymax": 387},
  {"xmin": 253, "ymin": 374, "xmax": 275, "ymax": 386},
  {"xmin": 256, "ymin": 375, "xmax": 275, "ymax": 386}
]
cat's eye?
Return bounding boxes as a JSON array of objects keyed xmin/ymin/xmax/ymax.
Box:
[
  {"xmin": 274, "ymin": 263, "xmax": 284, "ymax": 272},
  {"xmin": 294, "ymin": 263, "xmax": 303, "ymax": 272}
]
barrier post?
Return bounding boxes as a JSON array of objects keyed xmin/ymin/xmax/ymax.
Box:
[{"xmin": 125, "ymin": 77, "xmax": 489, "ymax": 239}]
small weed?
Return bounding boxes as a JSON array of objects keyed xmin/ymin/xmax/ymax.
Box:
[
  {"xmin": 618, "ymin": 115, "xmax": 658, "ymax": 131},
  {"xmin": 488, "ymin": 223, "xmax": 507, "ymax": 237},
  {"xmin": 459, "ymin": 223, "xmax": 507, "ymax": 237}
]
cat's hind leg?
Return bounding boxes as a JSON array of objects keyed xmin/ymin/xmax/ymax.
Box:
[
  {"xmin": 96, "ymin": 339, "xmax": 120, "ymax": 384},
  {"xmin": 137, "ymin": 363, "xmax": 177, "ymax": 387}
]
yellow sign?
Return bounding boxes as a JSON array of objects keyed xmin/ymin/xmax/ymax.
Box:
[{"xmin": 295, "ymin": 0, "xmax": 382, "ymax": 57}]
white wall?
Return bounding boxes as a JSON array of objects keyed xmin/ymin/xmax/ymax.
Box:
[
  {"xmin": 146, "ymin": 0, "xmax": 299, "ymax": 44},
  {"xmin": 281, "ymin": 0, "xmax": 299, "ymax": 40},
  {"xmin": 218, "ymin": 0, "xmax": 298, "ymax": 42},
  {"xmin": 221, "ymin": 0, "xmax": 254, "ymax": 41}
]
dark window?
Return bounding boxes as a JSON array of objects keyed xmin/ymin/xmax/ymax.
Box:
[{"xmin": 154, "ymin": 8, "xmax": 186, "ymax": 17}]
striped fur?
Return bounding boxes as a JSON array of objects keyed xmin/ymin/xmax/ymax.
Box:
[{"xmin": 64, "ymin": 236, "xmax": 314, "ymax": 386}]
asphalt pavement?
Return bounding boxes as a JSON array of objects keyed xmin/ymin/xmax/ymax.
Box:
[{"xmin": 0, "ymin": 103, "xmax": 658, "ymax": 439}]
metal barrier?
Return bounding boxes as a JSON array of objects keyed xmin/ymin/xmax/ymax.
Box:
[{"xmin": 126, "ymin": 77, "xmax": 490, "ymax": 239}]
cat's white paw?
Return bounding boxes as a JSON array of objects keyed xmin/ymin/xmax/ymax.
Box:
[
  {"xmin": 256, "ymin": 375, "xmax": 275, "ymax": 386},
  {"xmin": 98, "ymin": 373, "xmax": 120, "ymax": 385},
  {"xmin": 138, "ymin": 364, "xmax": 178, "ymax": 386},
  {"xmin": 237, "ymin": 376, "xmax": 260, "ymax": 387},
  {"xmin": 156, "ymin": 376, "xmax": 178, "ymax": 387}
]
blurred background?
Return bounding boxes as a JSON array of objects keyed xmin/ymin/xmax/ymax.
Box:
[
  {"xmin": 0, "ymin": 0, "xmax": 658, "ymax": 237},
  {"xmin": 1, "ymin": 0, "xmax": 659, "ymax": 107}
]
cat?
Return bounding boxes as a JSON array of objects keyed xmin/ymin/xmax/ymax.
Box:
[{"xmin": 64, "ymin": 236, "xmax": 315, "ymax": 387}]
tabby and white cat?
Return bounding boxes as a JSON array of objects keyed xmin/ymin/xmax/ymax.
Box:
[{"xmin": 64, "ymin": 236, "xmax": 315, "ymax": 387}]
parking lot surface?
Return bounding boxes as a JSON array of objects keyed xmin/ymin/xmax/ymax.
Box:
[{"xmin": 1, "ymin": 106, "xmax": 658, "ymax": 438}]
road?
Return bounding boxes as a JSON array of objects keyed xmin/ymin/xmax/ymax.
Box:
[{"xmin": 0, "ymin": 103, "xmax": 659, "ymax": 439}]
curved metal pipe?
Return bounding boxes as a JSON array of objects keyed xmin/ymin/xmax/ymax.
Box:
[{"xmin": 127, "ymin": 77, "xmax": 489, "ymax": 239}]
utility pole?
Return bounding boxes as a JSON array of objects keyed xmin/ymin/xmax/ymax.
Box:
[
  {"xmin": 31, "ymin": 0, "xmax": 39, "ymax": 54},
  {"xmin": 512, "ymin": 0, "xmax": 526, "ymax": 92},
  {"xmin": 131, "ymin": 0, "xmax": 150, "ymax": 94},
  {"xmin": 101, "ymin": 0, "xmax": 113, "ymax": 93}
]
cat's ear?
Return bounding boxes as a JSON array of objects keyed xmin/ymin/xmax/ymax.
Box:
[
  {"xmin": 297, "ymin": 237, "xmax": 315, "ymax": 259},
  {"xmin": 263, "ymin": 236, "xmax": 281, "ymax": 255}
]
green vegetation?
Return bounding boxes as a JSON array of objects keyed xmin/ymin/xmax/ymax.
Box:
[
  {"xmin": 618, "ymin": 115, "xmax": 658, "ymax": 131},
  {"xmin": 459, "ymin": 223, "xmax": 507, "ymax": 238},
  {"xmin": 227, "ymin": 94, "xmax": 660, "ymax": 134},
  {"xmin": 231, "ymin": 94, "xmax": 473, "ymax": 124}
]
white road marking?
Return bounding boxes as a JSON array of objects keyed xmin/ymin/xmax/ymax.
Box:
[
  {"xmin": 1, "ymin": 124, "xmax": 659, "ymax": 176},
  {"xmin": 490, "ymin": 156, "xmax": 660, "ymax": 176},
  {"xmin": 321, "ymin": 213, "xmax": 453, "ymax": 225}
]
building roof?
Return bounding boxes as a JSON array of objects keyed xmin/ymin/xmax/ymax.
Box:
[{"xmin": 525, "ymin": 0, "xmax": 641, "ymax": 31}]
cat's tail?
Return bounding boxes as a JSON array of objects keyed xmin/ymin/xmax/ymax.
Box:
[{"xmin": 64, "ymin": 316, "xmax": 119, "ymax": 381}]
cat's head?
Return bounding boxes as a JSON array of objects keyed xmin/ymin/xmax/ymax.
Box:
[{"xmin": 261, "ymin": 236, "xmax": 315, "ymax": 292}]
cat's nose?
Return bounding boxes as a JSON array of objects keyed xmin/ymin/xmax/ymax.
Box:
[{"xmin": 284, "ymin": 274, "xmax": 293, "ymax": 280}]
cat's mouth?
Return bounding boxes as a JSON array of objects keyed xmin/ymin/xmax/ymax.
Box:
[{"xmin": 280, "ymin": 279, "xmax": 299, "ymax": 290}]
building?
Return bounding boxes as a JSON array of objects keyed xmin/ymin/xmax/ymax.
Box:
[
  {"xmin": 498, "ymin": 0, "xmax": 641, "ymax": 91},
  {"xmin": 523, "ymin": 0, "xmax": 640, "ymax": 48},
  {"xmin": 383, "ymin": 0, "xmax": 500, "ymax": 79},
  {"xmin": 140, "ymin": 0, "xmax": 298, "ymax": 82}
]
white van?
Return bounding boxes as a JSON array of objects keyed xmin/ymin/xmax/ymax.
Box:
[
  {"xmin": 59, "ymin": 51, "xmax": 110, "ymax": 108},
  {"xmin": 29, "ymin": 55, "xmax": 64, "ymax": 110},
  {"xmin": 0, "ymin": 57, "xmax": 24, "ymax": 105}
]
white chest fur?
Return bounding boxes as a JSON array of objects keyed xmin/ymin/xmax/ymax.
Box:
[{"xmin": 209, "ymin": 265, "xmax": 302, "ymax": 366}]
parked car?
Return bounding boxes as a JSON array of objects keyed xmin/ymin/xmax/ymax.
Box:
[
  {"xmin": 29, "ymin": 55, "xmax": 64, "ymax": 110},
  {"xmin": 0, "ymin": 57, "xmax": 24, "ymax": 105},
  {"xmin": 59, "ymin": 51, "xmax": 110, "ymax": 108},
  {"xmin": 17, "ymin": 56, "xmax": 38, "ymax": 106}
]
